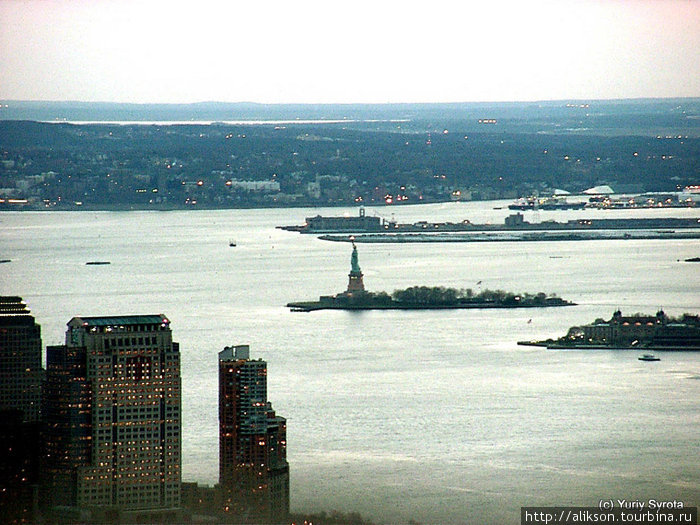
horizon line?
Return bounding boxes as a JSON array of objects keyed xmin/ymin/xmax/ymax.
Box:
[{"xmin": 2, "ymin": 96, "xmax": 700, "ymax": 107}]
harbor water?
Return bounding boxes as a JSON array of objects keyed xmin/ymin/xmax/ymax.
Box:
[{"xmin": 1, "ymin": 201, "xmax": 699, "ymax": 524}]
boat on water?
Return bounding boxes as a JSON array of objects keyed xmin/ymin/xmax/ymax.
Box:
[
  {"xmin": 638, "ymin": 354, "xmax": 661, "ymax": 361},
  {"xmin": 229, "ymin": 240, "xmax": 237, "ymax": 247},
  {"xmin": 86, "ymin": 261, "xmax": 110, "ymax": 265}
]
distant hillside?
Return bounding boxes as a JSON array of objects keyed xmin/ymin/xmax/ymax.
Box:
[
  {"xmin": 1, "ymin": 98, "xmax": 700, "ymax": 137},
  {"xmin": 1, "ymin": 116, "xmax": 697, "ymax": 210}
]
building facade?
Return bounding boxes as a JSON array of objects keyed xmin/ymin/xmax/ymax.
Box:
[
  {"xmin": 0, "ymin": 296, "xmax": 43, "ymax": 422},
  {"xmin": 570, "ymin": 310, "xmax": 700, "ymax": 348},
  {"xmin": 219, "ymin": 345, "xmax": 289, "ymax": 523},
  {"xmin": 304, "ymin": 207, "xmax": 382, "ymax": 233},
  {"xmin": 43, "ymin": 315, "xmax": 181, "ymax": 522}
]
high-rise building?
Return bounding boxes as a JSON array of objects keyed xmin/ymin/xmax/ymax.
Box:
[
  {"xmin": 43, "ymin": 314, "xmax": 181, "ymax": 522},
  {"xmin": 0, "ymin": 409, "xmax": 42, "ymax": 524},
  {"xmin": 0, "ymin": 296, "xmax": 43, "ymax": 422},
  {"xmin": 219, "ymin": 345, "xmax": 289, "ymax": 523},
  {"xmin": 0, "ymin": 297, "xmax": 44, "ymax": 523}
]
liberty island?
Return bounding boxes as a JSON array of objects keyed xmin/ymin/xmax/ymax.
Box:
[{"xmin": 287, "ymin": 243, "xmax": 574, "ymax": 311}]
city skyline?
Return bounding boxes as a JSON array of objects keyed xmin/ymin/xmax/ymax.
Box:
[
  {"xmin": 1, "ymin": 0, "xmax": 699, "ymax": 104},
  {"xmin": 0, "ymin": 296, "xmax": 290, "ymax": 523}
]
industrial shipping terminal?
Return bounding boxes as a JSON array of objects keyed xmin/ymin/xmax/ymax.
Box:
[
  {"xmin": 278, "ymin": 208, "xmax": 700, "ymax": 243},
  {"xmin": 279, "ymin": 208, "xmax": 700, "ymax": 234}
]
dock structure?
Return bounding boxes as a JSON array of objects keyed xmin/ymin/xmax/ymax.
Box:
[{"xmin": 279, "ymin": 210, "xmax": 700, "ymax": 237}]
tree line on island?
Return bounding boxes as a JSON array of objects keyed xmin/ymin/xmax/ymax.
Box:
[
  {"xmin": 392, "ymin": 286, "xmax": 556, "ymax": 305},
  {"xmin": 332, "ymin": 286, "xmax": 568, "ymax": 308}
]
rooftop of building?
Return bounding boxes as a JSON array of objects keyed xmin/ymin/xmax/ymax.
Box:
[
  {"xmin": 0, "ymin": 296, "xmax": 38, "ymax": 326},
  {"xmin": 0, "ymin": 296, "xmax": 31, "ymax": 316},
  {"xmin": 69, "ymin": 314, "xmax": 169, "ymax": 327},
  {"xmin": 586, "ymin": 310, "xmax": 700, "ymax": 328},
  {"xmin": 219, "ymin": 344, "xmax": 252, "ymax": 361}
]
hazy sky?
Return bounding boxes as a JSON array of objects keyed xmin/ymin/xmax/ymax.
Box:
[{"xmin": 1, "ymin": 0, "xmax": 699, "ymax": 104}]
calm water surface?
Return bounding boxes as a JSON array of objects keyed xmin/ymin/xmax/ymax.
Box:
[{"xmin": 1, "ymin": 201, "xmax": 699, "ymax": 524}]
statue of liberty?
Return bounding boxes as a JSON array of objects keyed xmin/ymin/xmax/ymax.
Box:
[{"xmin": 346, "ymin": 242, "xmax": 365, "ymax": 292}]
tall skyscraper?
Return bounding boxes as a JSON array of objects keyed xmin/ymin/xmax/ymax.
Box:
[
  {"xmin": 0, "ymin": 296, "xmax": 43, "ymax": 523},
  {"xmin": 219, "ymin": 345, "xmax": 289, "ymax": 523},
  {"xmin": 0, "ymin": 296, "xmax": 43, "ymax": 422},
  {"xmin": 0, "ymin": 410, "xmax": 42, "ymax": 524},
  {"xmin": 43, "ymin": 314, "xmax": 181, "ymax": 522}
]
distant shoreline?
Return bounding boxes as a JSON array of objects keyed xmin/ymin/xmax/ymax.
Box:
[
  {"xmin": 35, "ymin": 118, "xmax": 410, "ymax": 126},
  {"xmin": 319, "ymin": 231, "xmax": 700, "ymax": 243},
  {"xmin": 0, "ymin": 198, "xmax": 456, "ymax": 213},
  {"xmin": 288, "ymin": 298, "xmax": 575, "ymax": 312},
  {"xmin": 518, "ymin": 341, "xmax": 700, "ymax": 351}
]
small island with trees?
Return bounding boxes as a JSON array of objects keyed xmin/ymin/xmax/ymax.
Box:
[
  {"xmin": 518, "ymin": 309, "xmax": 700, "ymax": 350},
  {"xmin": 287, "ymin": 244, "xmax": 574, "ymax": 312}
]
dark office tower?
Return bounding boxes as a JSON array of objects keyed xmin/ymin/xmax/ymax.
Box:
[
  {"xmin": 0, "ymin": 297, "xmax": 43, "ymax": 523},
  {"xmin": 0, "ymin": 296, "xmax": 43, "ymax": 422},
  {"xmin": 0, "ymin": 410, "xmax": 42, "ymax": 524},
  {"xmin": 219, "ymin": 345, "xmax": 289, "ymax": 524},
  {"xmin": 43, "ymin": 315, "xmax": 181, "ymax": 523}
]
